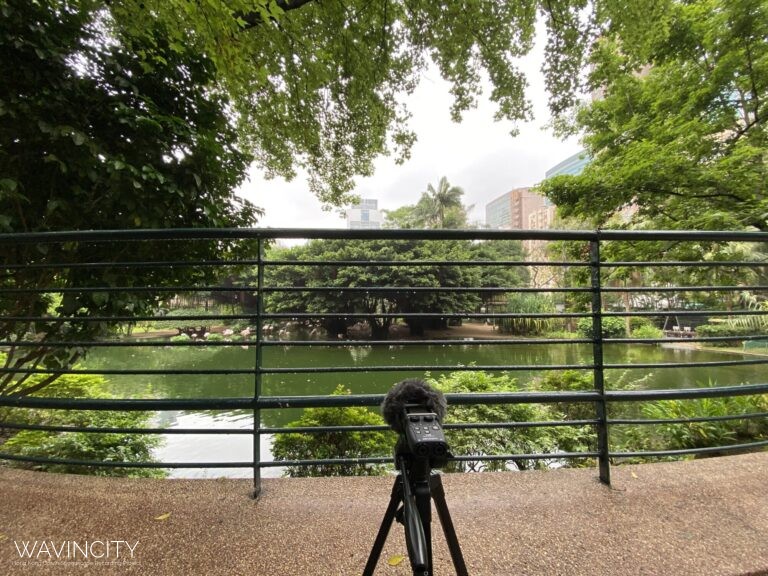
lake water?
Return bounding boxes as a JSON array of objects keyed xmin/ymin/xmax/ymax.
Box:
[{"xmin": 84, "ymin": 341, "xmax": 766, "ymax": 477}]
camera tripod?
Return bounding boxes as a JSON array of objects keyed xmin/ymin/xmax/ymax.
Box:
[{"xmin": 363, "ymin": 455, "xmax": 468, "ymax": 576}]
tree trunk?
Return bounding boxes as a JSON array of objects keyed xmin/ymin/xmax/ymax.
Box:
[
  {"xmin": 323, "ymin": 317, "xmax": 348, "ymax": 338},
  {"xmin": 369, "ymin": 319, "xmax": 392, "ymax": 340}
]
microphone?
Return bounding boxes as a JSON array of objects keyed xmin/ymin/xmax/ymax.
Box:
[{"xmin": 381, "ymin": 379, "xmax": 447, "ymax": 434}]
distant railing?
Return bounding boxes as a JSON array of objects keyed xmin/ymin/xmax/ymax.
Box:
[{"xmin": 1, "ymin": 228, "xmax": 767, "ymax": 496}]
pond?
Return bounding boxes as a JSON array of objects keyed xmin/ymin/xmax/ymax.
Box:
[{"xmin": 82, "ymin": 338, "xmax": 766, "ymax": 477}]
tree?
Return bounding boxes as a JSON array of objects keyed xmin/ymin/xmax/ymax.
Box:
[
  {"xmin": 0, "ymin": 0, "xmax": 259, "ymax": 397},
  {"xmin": 420, "ymin": 177, "xmax": 470, "ymax": 229},
  {"xmin": 539, "ymin": 0, "xmax": 768, "ymax": 232},
  {"xmin": 383, "ymin": 177, "xmax": 472, "ymax": 229},
  {"xmin": 265, "ymin": 239, "xmax": 482, "ymax": 338},
  {"xmin": 100, "ymin": 0, "xmax": 657, "ymax": 206},
  {"xmin": 467, "ymin": 240, "xmax": 529, "ymax": 310}
]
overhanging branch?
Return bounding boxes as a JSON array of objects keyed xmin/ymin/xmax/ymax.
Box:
[{"xmin": 237, "ymin": 0, "xmax": 315, "ymax": 29}]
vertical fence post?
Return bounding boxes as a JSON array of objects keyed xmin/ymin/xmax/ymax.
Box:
[
  {"xmin": 589, "ymin": 238, "xmax": 611, "ymax": 485},
  {"xmin": 253, "ymin": 237, "xmax": 265, "ymax": 498}
]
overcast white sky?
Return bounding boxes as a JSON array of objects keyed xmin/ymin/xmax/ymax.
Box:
[{"xmin": 238, "ymin": 24, "xmax": 583, "ymax": 229}]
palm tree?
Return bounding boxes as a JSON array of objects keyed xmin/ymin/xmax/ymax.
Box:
[{"xmin": 421, "ymin": 176, "xmax": 467, "ymax": 228}]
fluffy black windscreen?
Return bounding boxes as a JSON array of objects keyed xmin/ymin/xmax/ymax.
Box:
[{"xmin": 381, "ymin": 379, "xmax": 447, "ymax": 434}]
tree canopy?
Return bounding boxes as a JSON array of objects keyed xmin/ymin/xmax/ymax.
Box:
[
  {"xmin": 265, "ymin": 238, "xmax": 483, "ymax": 338},
  {"xmin": 383, "ymin": 176, "xmax": 472, "ymax": 229},
  {"xmin": 98, "ymin": 0, "xmax": 665, "ymax": 207},
  {"xmin": 0, "ymin": 0, "xmax": 260, "ymax": 234},
  {"xmin": 0, "ymin": 0, "xmax": 260, "ymax": 396},
  {"xmin": 5, "ymin": 1, "xmax": 710, "ymax": 212},
  {"xmin": 539, "ymin": 0, "xmax": 768, "ymax": 232}
]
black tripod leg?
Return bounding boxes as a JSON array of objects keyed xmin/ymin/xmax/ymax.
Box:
[
  {"xmin": 413, "ymin": 473, "xmax": 433, "ymax": 575},
  {"xmin": 430, "ymin": 475, "xmax": 469, "ymax": 576},
  {"xmin": 363, "ymin": 477, "xmax": 403, "ymax": 576}
]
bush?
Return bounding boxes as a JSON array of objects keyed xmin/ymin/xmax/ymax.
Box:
[
  {"xmin": 0, "ymin": 364, "xmax": 165, "ymax": 477},
  {"xmin": 639, "ymin": 386, "xmax": 768, "ymax": 452},
  {"xmin": 429, "ymin": 371, "xmax": 592, "ymax": 471},
  {"xmin": 542, "ymin": 329, "xmax": 580, "ymax": 340},
  {"xmin": 498, "ymin": 293, "xmax": 556, "ymax": 336},
  {"xmin": 576, "ymin": 316, "xmax": 625, "ymax": 339},
  {"xmin": 530, "ymin": 370, "xmax": 596, "ymax": 423},
  {"xmin": 631, "ymin": 324, "xmax": 663, "ymax": 340},
  {"xmin": 272, "ymin": 385, "xmax": 395, "ymax": 477},
  {"xmin": 695, "ymin": 323, "xmax": 759, "ymax": 347},
  {"xmin": 629, "ymin": 316, "xmax": 661, "ymax": 331}
]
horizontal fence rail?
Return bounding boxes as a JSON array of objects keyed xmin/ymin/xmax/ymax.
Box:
[{"xmin": 1, "ymin": 228, "xmax": 767, "ymax": 494}]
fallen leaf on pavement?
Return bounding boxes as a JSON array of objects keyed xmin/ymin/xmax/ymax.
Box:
[{"xmin": 387, "ymin": 555, "xmax": 405, "ymax": 566}]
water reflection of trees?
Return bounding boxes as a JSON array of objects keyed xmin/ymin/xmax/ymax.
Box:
[{"xmin": 84, "ymin": 342, "xmax": 766, "ymax": 429}]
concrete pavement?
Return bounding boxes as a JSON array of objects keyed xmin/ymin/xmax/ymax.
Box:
[{"xmin": 1, "ymin": 452, "xmax": 767, "ymax": 575}]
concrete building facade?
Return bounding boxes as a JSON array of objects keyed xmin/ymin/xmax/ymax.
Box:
[
  {"xmin": 485, "ymin": 187, "xmax": 550, "ymax": 230},
  {"xmin": 345, "ymin": 198, "xmax": 383, "ymax": 229}
]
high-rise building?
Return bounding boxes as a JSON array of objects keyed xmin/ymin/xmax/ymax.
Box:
[
  {"xmin": 545, "ymin": 150, "xmax": 591, "ymax": 178},
  {"xmin": 545, "ymin": 149, "xmax": 639, "ymax": 223},
  {"xmin": 485, "ymin": 187, "xmax": 549, "ymax": 230},
  {"xmin": 345, "ymin": 198, "xmax": 383, "ymax": 229},
  {"xmin": 526, "ymin": 199, "xmax": 556, "ymax": 231}
]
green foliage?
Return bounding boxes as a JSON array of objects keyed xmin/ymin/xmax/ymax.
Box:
[
  {"xmin": 0, "ymin": 0, "xmax": 260, "ymax": 397},
  {"xmin": 268, "ymin": 371, "xmax": 768, "ymax": 476},
  {"xmin": 542, "ymin": 329, "xmax": 580, "ymax": 340},
  {"xmin": 271, "ymin": 385, "xmax": 395, "ymax": 477},
  {"xmin": 0, "ymin": 0, "xmax": 259, "ymax": 234},
  {"xmin": 531, "ymin": 370, "xmax": 596, "ymax": 423},
  {"xmin": 384, "ymin": 177, "xmax": 471, "ymax": 229},
  {"xmin": 695, "ymin": 323, "xmax": 761, "ymax": 347},
  {"xmin": 468, "ymin": 240, "xmax": 529, "ymax": 297},
  {"xmin": 629, "ymin": 316, "xmax": 656, "ymax": 331},
  {"xmin": 723, "ymin": 298, "xmax": 768, "ymax": 333},
  {"xmin": 631, "ymin": 324, "xmax": 663, "ymax": 340},
  {"xmin": 498, "ymin": 293, "xmax": 555, "ymax": 336},
  {"xmin": 265, "ymin": 239, "xmax": 482, "ymax": 338},
  {"xmin": 540, "ymin": 0, "xmax": 768, "ymax": 232},
  {"xmin": 104, "ymin": 2, "xmax": 604, "ymax": 205},
  {"xmin": 577, "ymin": 316, "xmax": 626, "ymax": 339},
  {"xmin": 0, "ymin": 360, "xmax": 164, "ymax": 477},
  {"xmin": 640, "ymin": 388, "xmax": 768, "ymax": 452},
  {"xmin": 429, "ymin": 371, "xmax": 592, "ymax": 471}
]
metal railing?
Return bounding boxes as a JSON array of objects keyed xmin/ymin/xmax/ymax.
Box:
[{"xmin": 1, "ymin": 228, "xmax": 767, "ymax": 495}]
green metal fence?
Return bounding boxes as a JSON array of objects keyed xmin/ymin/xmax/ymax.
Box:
[{"xmin": 1, "ymin": 228, "xmax": 767, "ymax": 496}]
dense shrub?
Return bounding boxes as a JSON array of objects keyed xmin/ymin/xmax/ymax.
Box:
[
  {"xmin": 429, "ymin": 371, "xmax": 592, "ymax": 471},
  {"xmin": 576, "ymin": 316, "xmax": 626, "ymax": 339},
  {"xmin": 498, "ymin": 293, "xmax": 556, "ymax": 336},
  {"xmin": 272, "ymin": 385, "xmax": 395, "ymax": 477},
  {"xmin": 0, "ymin": 361, "xmax": 164, "ymax": 477},
  {"xmin": 629, "ymin": 316, "xmax": 663, "ymax": 332},
  {"xmin": 631, "ymin": 324, "xmax": 664, "ymax": 340},
  {"xmin": 530, "ymin": 370, "xmax": 596, "ymax": 423},
  {"xmin": 640, "ymin": 386, "xmax": 768, "ymax": 451},
  {"xmin": 695, "ymin": 323, "xmax": 761, "ymax": 347}
]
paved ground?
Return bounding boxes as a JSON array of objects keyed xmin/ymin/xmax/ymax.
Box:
[{"xmin": 1, "ymin": 452, "xmax": 767, "ymax": 576}]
